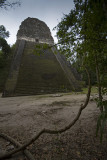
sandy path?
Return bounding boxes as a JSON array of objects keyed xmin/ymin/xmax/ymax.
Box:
[{"xmin": 0, "ymin": 93, "xmax": 96, "ymax": 131}]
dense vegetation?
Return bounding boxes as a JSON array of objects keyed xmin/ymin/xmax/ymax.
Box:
[
  {"xmin": 0, "ymin": 25, "xmax": 14, "ymax": 91},
  {"xmin": 55, "ymin": 0, "xmax": 107, "ymax": 140},
  {"xmin": 0, "ymin": 0, "xmax": 21, "ymax": 92},
  {"xmin": 0, "ymin": 0, "xmax": 20, "ymax": 9}
]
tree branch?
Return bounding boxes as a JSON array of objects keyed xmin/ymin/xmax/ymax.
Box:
[
  {"xmin": 0, "ymin": 133, "xmax": 35, "ymax": 160},
  {"xmin": 0, "ymin": 0, "xmax": 21, "ymax": 9},
  {"xmin": 0, "ymin": 69, "xmax": 91, "ymax": 159}
]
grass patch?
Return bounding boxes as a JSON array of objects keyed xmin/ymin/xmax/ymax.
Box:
[{"xmin": 81, "ymin": 86, "xmax": 98, "ymax": 94}]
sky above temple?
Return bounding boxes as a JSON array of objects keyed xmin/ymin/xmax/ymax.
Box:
[{"xmin": 0, "ymin": 0, "xmax": 74, "ymax": 45}]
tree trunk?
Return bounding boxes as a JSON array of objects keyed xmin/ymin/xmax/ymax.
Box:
[{"xmin": 95, "ymin": 57, "xmax": 103, "ymax": 112}]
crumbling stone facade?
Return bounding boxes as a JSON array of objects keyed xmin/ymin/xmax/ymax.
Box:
[{"xmin": 17, "ymin": 17, "xmax": 54, "ymax": 45}]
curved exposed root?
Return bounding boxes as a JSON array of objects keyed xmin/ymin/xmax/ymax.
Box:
[{"xmin": 0, "ymin": 133, "xmax": 35, "ymax": 160}]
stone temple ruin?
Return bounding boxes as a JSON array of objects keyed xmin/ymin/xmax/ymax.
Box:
[
  {"xmin": 3, "ymin": 17, "xmax": 81, "ymax": 97},
  {"xmin": 17, "ymin": 17, "xmax": 54, "ymax": 45}
]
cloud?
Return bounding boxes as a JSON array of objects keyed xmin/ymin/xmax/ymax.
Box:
[{"xmin": 0, "ymin": 0, "xmax": 74, "ymax": 45}]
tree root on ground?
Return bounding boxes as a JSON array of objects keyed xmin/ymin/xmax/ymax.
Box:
[{"xmin": 0, "ymin": 133, "xmax": 35, "ymax": 160}]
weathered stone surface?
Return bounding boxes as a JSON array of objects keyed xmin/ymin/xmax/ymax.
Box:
[
  {"xmin": 17, "ymin": 17, "xmax": 54, "ymax": 45},
  {"xmin": 15, "ymin": 41, "xmax": 74, "ymax": 95}
]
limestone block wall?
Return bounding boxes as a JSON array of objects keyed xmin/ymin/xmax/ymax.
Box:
[{"xmin": 18, "ymin": 36, "xmax": 54, "ymax": 45}]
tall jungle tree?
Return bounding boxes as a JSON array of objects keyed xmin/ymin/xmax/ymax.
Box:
[{"xmin": 55, "ymin": 0, "xmax": 107, "ymax": 139}]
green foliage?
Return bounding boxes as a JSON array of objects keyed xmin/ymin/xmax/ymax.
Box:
[
  {"xmin": 33, "ymin": 43, "xmax": 49, "ymax": 55},
  {"xmin": 0, "ymin": 25, "xmax": 9, "ymax": 39},
  {"xmin": 96, "ymin": 99, "xmax": 107, "ymax": 142},
  {"xmin": 0, "ymin": 50, "xmax": 6, "ymax": 68},
  {"xmin": 72, "ymin": 60, "xmax": 97, "ymax": 85},
  {"xmin": 0, "ymin": 50, "xmax": 12, "ymax": 91},
  {"xmin": 0, "ymin": 0, "xmax": 21, "ymax": 9},
  {"xmin": 55, "ymin": 0, "xmax": 107, "ymax": 141},
  {"xmin": 0, "ymin": 40, "xmax": 14, "ymax": 92},
  {"xmin": 0, "ymin": 25, "xmax": 11, "ymax": 56},
  {"xmin": 0, "ymin": 37, "xmax": 11, "ymax": 56},
  {"xmin": 55, "ymin": 0, "xmax": 107, "ymax": 69},
  {"xmin": 82, "ymin": 86, "xmax": 97, "ymax": 94},
  {"xmin": 55, "ymin": 0, "xmax": 107, "ymax": 90},
  {"xmin": 0, "ymin": 0, "xmax": 6, "ymax": 8}
]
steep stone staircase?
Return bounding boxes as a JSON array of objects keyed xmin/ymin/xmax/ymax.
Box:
[
  {"xmin": 15, "ymin": 41, "xmax": 73, "ymax": 96},
  {"xmin": 52, "ymin": 47, "xmax": 81, "ymax": 91}
]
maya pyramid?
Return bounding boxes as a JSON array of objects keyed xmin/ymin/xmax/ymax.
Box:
[{"xmin": 3, "ymin": 17, "xmax": 81, "ymax": 97}]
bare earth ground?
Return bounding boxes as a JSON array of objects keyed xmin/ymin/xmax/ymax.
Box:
[{"xmin": 0, "ymin": 93, "xmax": 107, "ymax": 160}]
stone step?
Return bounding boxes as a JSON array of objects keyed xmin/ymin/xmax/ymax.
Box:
[{"xmin": 15, "ymin": 87, "xmax": 65, "ymax": 96}]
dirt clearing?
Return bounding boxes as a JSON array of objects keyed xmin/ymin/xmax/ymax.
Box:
[{"xmin": 0, "ymin": 93, "xmax": 107, "ymax": 160}]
